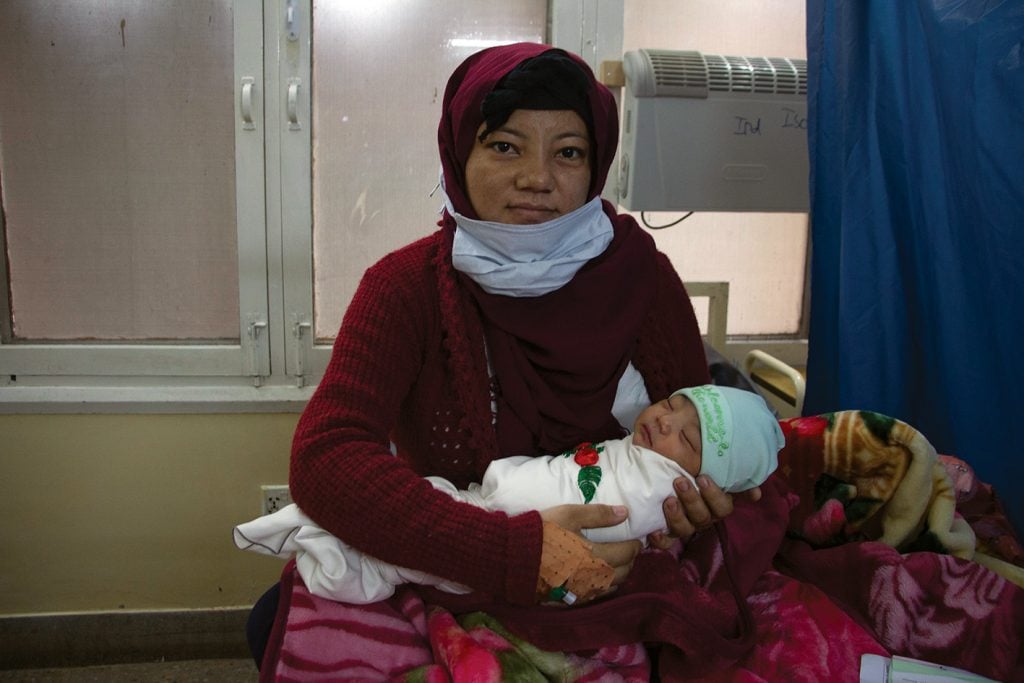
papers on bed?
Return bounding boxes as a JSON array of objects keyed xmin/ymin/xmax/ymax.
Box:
[{"xmin": 859, "ymin": 654, "xmax": 999, "ymax": 683}]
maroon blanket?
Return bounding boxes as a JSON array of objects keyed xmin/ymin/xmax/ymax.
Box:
[{"xmin": 261, "ymin": 414, "xmax": 1024, "ymax": 681}]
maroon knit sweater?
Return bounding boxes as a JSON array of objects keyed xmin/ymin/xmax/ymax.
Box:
[{"xmin": 290, "ymin": 227, "xmax": 710, "ymax": 606}]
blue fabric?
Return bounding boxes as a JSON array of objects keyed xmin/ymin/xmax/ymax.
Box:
[{"xmin": 804, "ymin": 0, "xmax": 1024, "ymax": 534}]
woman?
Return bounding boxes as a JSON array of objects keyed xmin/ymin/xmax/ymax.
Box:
[{"xmin": 253, "ymin": 41, "xmax": 750, "ymax": 674}]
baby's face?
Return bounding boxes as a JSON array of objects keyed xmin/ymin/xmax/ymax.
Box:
[{"xmin": 631, "ymin": 393, "xmax": 702, "ymax": 476}]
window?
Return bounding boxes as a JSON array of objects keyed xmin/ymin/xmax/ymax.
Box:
[
  {"xmin": 309, "ymin": 3, "xmax": 546, "ymax": 341},
  {"xmin": 0, "ymin": 0, "xmax": 269, "ymax": 393},
  {"xmin": 277, "ymin": 0, "xmax": 550, "ymax": 383},
  {"xmin": 0, "ymin": 0, "xmax": 808, "ymax": 411}
]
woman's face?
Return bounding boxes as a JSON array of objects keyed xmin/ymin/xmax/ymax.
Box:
[{"xmin": 463, "ymin": 109, "xmax": 591, "ymax": 224}]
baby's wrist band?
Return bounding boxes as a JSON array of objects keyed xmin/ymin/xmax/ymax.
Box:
[
  {"xmin": 547, "ymin": 584, "xmax": 577, "ymax": 605},
  {"xmin": 536, "ymin": 521, "xmax": 614, "ymax": 605}
]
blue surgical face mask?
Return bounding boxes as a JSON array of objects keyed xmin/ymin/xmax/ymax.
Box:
[{"xmin": 442, "ymin": 172, "xmax": 614, "ymax": 298}]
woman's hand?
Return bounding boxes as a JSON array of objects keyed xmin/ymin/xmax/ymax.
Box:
[
  {"xmin": 540, "ymin": 504, "xmax": 641, "ymax": 586},
  {"xmin": 647, "ymin": 475, "xmax": 762, "ymax": 550}
]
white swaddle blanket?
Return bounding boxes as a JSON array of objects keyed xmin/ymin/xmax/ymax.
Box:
[{"xmin": 233, "ymin": 435, "xmax": 692, "ymax": 603}]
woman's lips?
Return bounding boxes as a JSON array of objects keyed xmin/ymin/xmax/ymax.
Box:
[{"xmin": 507, "ymin": 204, "xmax": 556, "ymax": 221}]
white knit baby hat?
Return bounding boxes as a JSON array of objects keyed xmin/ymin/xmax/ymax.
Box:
[{"xmin": 671, "ymin": 385, "xmax": 784, "ymax": 492}]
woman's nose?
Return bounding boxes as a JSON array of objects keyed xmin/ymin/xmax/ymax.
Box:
[{"xmin": 515, "ymin": 155, "xmax": 553, "ymax": 191}]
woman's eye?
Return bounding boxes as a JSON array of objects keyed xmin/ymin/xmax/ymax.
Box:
[
  {"xmin": 489, "ymin": 141, "xmax": 515, "ymax": 154},
  {"xmin": 559, "ymin": 146, "xmax": 585, "ymax": 160}
]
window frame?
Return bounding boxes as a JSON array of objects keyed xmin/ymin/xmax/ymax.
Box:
[
  {"xmin": 0, "ymin": 0, "xmax": 808, "ymax": 415},
  {"xmin": 0, "ymin": 0, "xmax": 271, "ymax": 388}
]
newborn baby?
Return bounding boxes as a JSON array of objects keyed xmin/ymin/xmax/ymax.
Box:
[
  {"xmin": 234, "ymin": 385, "xmax": 784, "ymax": 602},
  {"xmin": 472, "ymin": 384, "xmax": 783, "ymax": 542}
]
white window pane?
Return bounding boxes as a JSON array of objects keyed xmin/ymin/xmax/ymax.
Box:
[
  {"xmin": 311, "ymin": 0, "xmax": 547, "ymax": 339},
  {"xmin": 641, "ymin": 214, "xmax": 807, "ymax": 336},
  {"xmin": 0, "ymin": 1, "xmax": 239, "ymax": 342},
  {"xmin": 623, "ymin": 0, "xmax": 808, "ymax": 336}
]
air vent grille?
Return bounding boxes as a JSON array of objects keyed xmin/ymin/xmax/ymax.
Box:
[
  {"xmin": 646, "ymin": 49, "xmax": 708, "ymax": 94},
  {"xmin": 645, "ymin": 50, "xmax": 807, "ymax": 96}
]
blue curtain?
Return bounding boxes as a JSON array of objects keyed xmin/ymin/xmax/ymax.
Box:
[{"xmin": 804, "ymin": 0, "xmax": 1024, "ymax": 535}]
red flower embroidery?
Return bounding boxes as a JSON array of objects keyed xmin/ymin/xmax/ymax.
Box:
[{"xmin": 573, "ymin": 443, "xmax": 600, "ymax": 466}]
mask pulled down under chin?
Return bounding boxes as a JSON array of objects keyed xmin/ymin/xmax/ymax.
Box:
[{"xmin": 448, "ymin": 192, "xmax": 614, "ymax": 298}]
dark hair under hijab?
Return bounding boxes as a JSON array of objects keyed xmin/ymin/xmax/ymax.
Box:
[{"xmin": 478, "ymin": 50, "xmax": 595, "ymax": 143}]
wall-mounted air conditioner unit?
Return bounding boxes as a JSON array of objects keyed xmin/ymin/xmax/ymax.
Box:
[{"xmin": 618, "ymin": 49, "xmax": 809, "ymax": 212}]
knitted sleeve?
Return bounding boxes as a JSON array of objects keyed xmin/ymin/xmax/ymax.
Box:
[
  {"xmin": 633, "ymin": 252, "xmax": 711, "ymax": 400},
  {"xmin": 289, "ymin": 240, "xmax": 542, "ymax": 605}
]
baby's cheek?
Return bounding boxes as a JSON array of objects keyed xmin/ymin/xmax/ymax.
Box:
[{"xmin": 687, "ymin": 450, "xmax": 702, "ymax": 477}]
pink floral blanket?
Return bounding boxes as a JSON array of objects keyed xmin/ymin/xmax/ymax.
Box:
[{"xmin": 260, "ymin": 413, "xmax": 1024, "ymax": 682}]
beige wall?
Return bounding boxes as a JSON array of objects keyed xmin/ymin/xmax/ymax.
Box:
[{"xmin": 0, "ymin": 413, "xmax": 299, "ymax": 615}]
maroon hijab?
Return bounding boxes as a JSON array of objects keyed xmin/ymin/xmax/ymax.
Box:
[{"xmin": 438, "ymin": 43, "xmax": 659, "ymax": 455}]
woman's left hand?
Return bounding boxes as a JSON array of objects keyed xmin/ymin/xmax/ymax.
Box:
[
  {"xmin": 540, "ymin": 504, "xmax": 642, "ymax": 588},
  {"xmin": 648, "ymin": 475, "xmax": 762, "ymax": 549}
]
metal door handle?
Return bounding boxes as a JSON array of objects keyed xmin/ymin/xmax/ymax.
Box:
[
  {"xmin": 287, "ymin": 79, "xmax": 301, "ymax": 130},
  {"xmin": 241, "ymin": 78, "xmax": 255, "ymax": 130}
]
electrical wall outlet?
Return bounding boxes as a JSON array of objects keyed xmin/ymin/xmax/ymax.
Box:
[{"xmin": 261, "ymin": 484, "xmax": 292, "ymax": 515}]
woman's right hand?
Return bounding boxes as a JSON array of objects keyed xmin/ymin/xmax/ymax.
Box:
[
  {"xmin": 540, "ymin": 504, "xmax": 641, "ymax": 587},
  {"xmin": 647, "ymin": 475, "xmax": 761, "ymax": 549}
]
